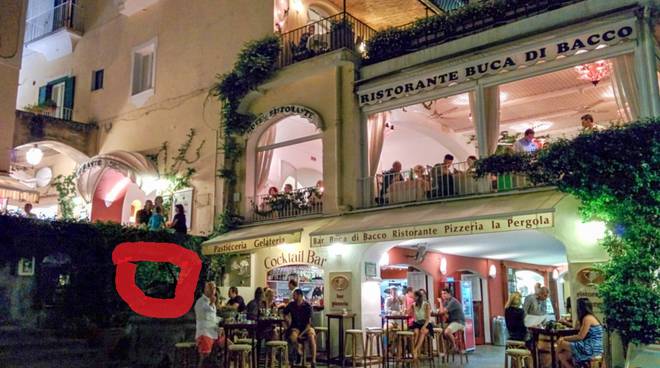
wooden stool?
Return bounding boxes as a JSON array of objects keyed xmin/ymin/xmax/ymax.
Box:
[
  {"xmin": 345, "ymin": 329, "xmax": 366, "ymax": 367},
  {"xmin": 448, "ymin": 330, "xmax": 468, "ymax": 364},
  {"xmin": 228, "ymin": 344, "xmax": 253, "ymax": 368},
  {"xmin": 394, "ymin": 331, "xmax": 415, "ymax": 367},
  {"xmin": 174, "ymin": 342, "xmax": 198, "ymax": 368},
  {"xmin": 506, "ymin": 340, "xmax": 527, "ymax": 349},
  {"xmin": 418, "ymin": 333, "xmax": 435, "ymax": 367},
  {"xmin": 432, "ymin": 328, "xmax": 446, "ymax": 364},
  {"xmin": 505, "ymin": 348, "xmax": 533, "ymax": 368},
  {"xmin": 264, "ymin": 340, "xmax": 289, "ymax": 368},
  {"xmin": 235, "ymin": 338, "xmax": 254, "ymax": 345},
  {"xmin": 365, "ymin": 328, "xmax": 385, "ymax": 368},
  {"xmin": 315, "ymin": 326, "xmax": 328, "ymax": 356},
  {"xmin": 576, "ymin": 355, "xmax": 604, "ymax": 368}
]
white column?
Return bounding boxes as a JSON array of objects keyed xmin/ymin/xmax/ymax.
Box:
[
  {"xmin": 634, "ymin": 10, "xmax": 660, "ymax": 118},
  {"xmin": 473, "ymin": 83, "xmax": 489, "ymax": 157}
]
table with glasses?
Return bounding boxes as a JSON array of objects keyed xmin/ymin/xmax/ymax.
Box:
[
  {"xmin": 529, "ymin": 326, "xmax": 579, "ymax": 368},
  {"xmin": 221, "ymin": 319, "xmax": 258, "ymax": 368}
]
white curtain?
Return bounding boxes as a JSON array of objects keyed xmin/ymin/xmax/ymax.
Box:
[
  {"xmin": 470, "ymin": 86, "xmax": 500, "ymax": 155},
  {"xmin": 611, "ymin": 54, "xmax": 640, "ymax": 122},
  {"xmin": 255, "ymin": 125, "xmax": 277, "ymax": 194},
  {"xmin": 367, "ymin": 111, "xmax": 389, "ymax": 176}
]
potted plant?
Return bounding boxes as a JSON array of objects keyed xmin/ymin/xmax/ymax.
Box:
[
  {"xmin": 330, "ymin": 17, "xmax": 355, "ymax": 50},
  {"xmin": 40, "ymin": 99, "xmax": 57, "ymax": 115}
]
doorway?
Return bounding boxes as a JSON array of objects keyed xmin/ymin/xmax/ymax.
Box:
[
  {"xmin": 460, "ymin": 271, "xmax": 491, "ymax": 346},
  {"xmin": 50, "ymin": 81, "xmax": 65, "ymax": 119}
]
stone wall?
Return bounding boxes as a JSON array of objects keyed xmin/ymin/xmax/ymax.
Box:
[{"xmin": 13, "ymin": 110, "xmax": 98, "ymax": 156}]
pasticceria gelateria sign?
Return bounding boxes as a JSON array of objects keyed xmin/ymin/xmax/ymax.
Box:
[{"xmin": 310, "ymin": 212, "xmax": 554, "ymax": 247}]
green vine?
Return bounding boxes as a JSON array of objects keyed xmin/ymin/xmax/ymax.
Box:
[
  {"xmin": 148, "ymin": 128, "xmax": 206, "ymax": 195},
  {"xmin": 475, "ymin": 118, "xmax": 660, "ymax": 348},
  {"xmin": 52, "ymin": 173, "xmax": 77, "ymax": 220}
]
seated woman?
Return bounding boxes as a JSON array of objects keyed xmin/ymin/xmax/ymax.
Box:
[
  {"xmin": 505, "ymin": 292, "xmax": 527, "ymax": 342},
  {"xmin": 409, "ymin": 290, "xmax": 434, "ymax": 359},
  {"xmin": 557, "ymin": 298, "xmax": 604, "ymax": 368}
]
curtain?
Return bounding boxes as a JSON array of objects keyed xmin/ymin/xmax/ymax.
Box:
[
  {"xmin": 470, "ymin": 86, "xmax": 500, "ymax": 155},
  {"xmin": 255, "ymin": 125, "xmax": 277, "ymax": 194},
  {"xmin": 367, "ymin": 111, "xmax": 389, "ymax": 177},
  {"xmin": 611, "ymin": 54, "xmax": 640, "ymax": 122}
]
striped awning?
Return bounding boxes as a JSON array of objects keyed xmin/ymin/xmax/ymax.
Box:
[{"xmin": 0, "ymin": 175, "xmax": 39, "ymax": 203}]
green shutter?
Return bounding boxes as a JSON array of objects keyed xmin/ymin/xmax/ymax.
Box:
[
  {"xmin": 63, "ymin": 76, "xmax": 75, "ymax": 110},
  {"xmin": 38, "ymin": 86, "xmax": 47, "ymax": 105}
]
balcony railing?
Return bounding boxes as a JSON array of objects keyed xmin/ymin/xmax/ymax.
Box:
[
  {"xmin": 278, "ymin": 12, "xmax": 376, "ymax": 68},
  {"xmin": 24, "ymin": 1, "xmax": 84, "ymax": 44},
  {"xmin": 358, "ymin": 161, "xmax": 541, "ymax": 209},
  {"xmin": 246, "ymin": 187, "xmax": 323, "ymax": 223}
]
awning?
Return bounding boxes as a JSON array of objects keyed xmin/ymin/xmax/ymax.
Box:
[
  {"xmin": 202, "ymin": 218, "xmax": 328, "ymax": 256},
  {"xmin": 0, "ymin": 175, "xmax": 40, "ymax": 203},
  {"xmin": 310, "ymin": 190, "xmax": 566, "ymax": 246},
  {"xmin": 75, "ymin": 151, "xmax": 158, "ymax": 202}
]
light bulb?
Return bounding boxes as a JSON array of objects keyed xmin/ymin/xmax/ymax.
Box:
[{"xmin": 26, "ymin": 145, "xmax": 43, "ymax": 166}]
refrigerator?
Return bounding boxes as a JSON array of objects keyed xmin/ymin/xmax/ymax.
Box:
[{"xmin": 460, "ymin": 280, "xmax": 476, "ymax": 351}]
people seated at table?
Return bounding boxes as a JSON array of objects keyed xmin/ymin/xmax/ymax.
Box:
[
  {"xmin": 378, "ymin": 161, "xmax": 404, "ymax": 204},
  {"xmin": 557, "ymin": 298, "xmax": 604, "ymax": 368},
  {"xmin": 283, "ymin": 288, "xmax": 317, "ymax": 367},
  {"xmin": 438, "ymin": 288, "xmax": 466, "ymax": 352},
  {"xmin": 195, "ymin": 282, "xmax": 227, "ymax": 366},
  {"xmin": 226, "ymin": 286, "xmax": 246, "ymax": 312},
  {"xmin": 430, "ymin": 154, "xmax": 456, "ymax": 197},
  {"xmin": 505, "ymin": 292, "xmax": 528, "ymax": 342},
  {"xmin": 410, "ymin": 290, "xmax": 434, "ymax": 359},
  {"xmin": 523, "ymin": 286, "xmax": 550, "ymax": 324},
  {"xmin": 384, "ymin": 286, "xmax": 403, "ymax": 313},
  {"xmin": 246, "ymin": 287, "xmax": 265, "ymax": 320},
  {"xmin": 264, "ymin": 287, "xmax": 278, "ymax": 309}
]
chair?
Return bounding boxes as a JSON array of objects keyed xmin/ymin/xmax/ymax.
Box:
[
  {"xmin": 394, "ymin": 330, "xmax": 415, "ymax": 367},
  {"xmin": 505, "ymin": 348, "xmax": 534, "ymax": 368},
  {"xmin": 228, "ymin": 344, "xmax": 253, "ymax": 368},
  {"xmin": 174, "ymin": 342, "xmax": 198, "ymax": 368},
  {"xmin": 264, "ymin": 340, "xmax": 289, "ymax": 368},
  {"xmin": 345, "ymin": 329, "xmax": 366, "ymax": 368},
  {"xmin": 365, "ymin": 328, "xmax": 385, "ymax": 368}
]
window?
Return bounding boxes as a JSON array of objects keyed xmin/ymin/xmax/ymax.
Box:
[
  {"xmin": 131, "ymin": 39, "xmax": 157, "ymax": 96},
  {"xmin": 91, "ymin": 69, "xmax": 104, "ymax": 91}
]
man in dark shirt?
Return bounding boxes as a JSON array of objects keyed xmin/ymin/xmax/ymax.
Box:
[
  {"xmin": 283, "ymin": 288, "xmax": 316, "ymax": 367},
  {"xmin": 379, "ymin": 161, "xmax": 403, "ymax": 204},
  {"xmin": 226, "ymin": 286, "xmax": 246, "ymax": 312},
  {"xmin": 438, "ymin": 288, "xmax": 465, "ymax": 351},
  {"xmin": 135, "ymin": 200, "xmax": 153, "ymax": 226}
]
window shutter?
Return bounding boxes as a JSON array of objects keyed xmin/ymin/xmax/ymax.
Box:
[
  {"xmin": 38, "ymin": 86, "xmax": 47, "ymax": 105},
  {"xmin": 63, "ymin": 76, "xmax": 75, "ymax": 110}
]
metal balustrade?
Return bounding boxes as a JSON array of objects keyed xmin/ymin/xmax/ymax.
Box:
[
  {"xmin": 38, "ymin": 106, "xmax": 73, "ymax": 121},
  {"xmin": 24, "ymin": 1, "xmax": 84, "ymax": 44},
  {"xmin": 246, "ymin": 186, "xmax": 323, "ymax": 223},
  {"xmin": 358, "ymin": 161, "xmax": 539, "ymax": 209},
  {"xmin": 278, "ymin": 12, "xmax": 376, "ymax": 67}
]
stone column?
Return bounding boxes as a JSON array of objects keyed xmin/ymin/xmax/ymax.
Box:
[{"xmin": 634, "ymin": 8, "xmax": 660, "ymax": 118}]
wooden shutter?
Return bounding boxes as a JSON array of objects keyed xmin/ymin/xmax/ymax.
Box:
[
  {"xmin": 63, "ymin": 76, "xmax": 75, "ymax": 110},
  {"xmin": 38, "ymin": 86, "xmax": 48, "ymax": 105}
]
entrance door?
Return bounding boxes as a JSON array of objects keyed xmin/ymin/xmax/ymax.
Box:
[
  {"xmin": 51, "ymin": 81, "xmax": 65, "ymax": 118},
  {"xmin": 461, "ymin": 274, "xmax": 486, "ymax": 345}
]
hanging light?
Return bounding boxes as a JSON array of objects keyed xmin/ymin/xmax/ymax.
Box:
[
  {"xmin": 26, "ymin": 144, "xmax": 43, "ymax": 166},
  {"xmin": 575, "ymin": 60, "xmax": 611, "ymax": 86},
  {"xmin": 489, "ymin": 264, "xmax": 497, "ymax": 278},
  {"xmin": 440, "ymin": 257, "xmax": 448, "ymax": 275}
]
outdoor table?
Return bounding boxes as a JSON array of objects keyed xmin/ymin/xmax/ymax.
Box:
[
  {"xmin": 326, "ymin": 312, "xmax": 356, "ymax": 368},
  {"xmin": 383, "ymin": 314, "xmax": 409, "ymax": 368},
  {"xmin": 529, "ymin": 326, "xmax": 578, "ymax": 368},
  {"xmin": 221, "ymin": 321, "xmax": 258, "ymax": 368}
]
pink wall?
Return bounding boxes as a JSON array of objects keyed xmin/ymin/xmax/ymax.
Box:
[{"xmin": 91, "ymin": 194, "xmax": 125, "ymax": 223}]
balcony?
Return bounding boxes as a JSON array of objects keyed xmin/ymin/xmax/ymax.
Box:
[
  {"xmin": 278, "ymin": 12, "xmax": 376, "ymax": 68},
  {"xmin": 358, "ymin": 161, "xmax": 543, "ymax": 209},
  {"xmin": 24, "ymin": 0, "xmax": 84, "ymax": 60},
  {"xmin": 14, "ymin": 110, "xmax": 98, "ymax": 157},
  {"xmin": 245, "ymin": 187, "xmax": 324, "ymax": 223}
]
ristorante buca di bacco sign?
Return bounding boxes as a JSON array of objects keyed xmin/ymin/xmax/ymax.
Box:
[
  {"xmin": 358, "ymin": 20, "xmax": 636, "ymax": 106},
  {"xmin": 311, "ymin": 212, "xmax": 554, "ymax": 247}
]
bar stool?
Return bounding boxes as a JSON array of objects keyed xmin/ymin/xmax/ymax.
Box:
[
  {"xmin": 365, "ymin": 328, "xmax": 385, "ymax": 368},
  {"xmin": 505, "ymin": 348, "xmax": 534, "ymax": 368},
  {"xmin": 264, "ymin": 340, "xmax": 289, "ymax": 368},
  {"xmin": 448, "ymin": 330, "xmax": 468, "ymax": 364},
  {"xmin": 432, "ymin": 328, "xmax": 446, "ymax": 364},
  {"xmin": 315, "ymin": 326, "xmax": 329, "ymax": 357},
  {"xmin": 576, "ymin": 355, "xmax": 604, "ymax": 368},
  {"xmin": 394, "ymin": 331, "xmax": 415, "ymax": 367},
  {"xmin": 418, "ymin": 333, "xmax": 435, "ymax": 368},
  {"xmin": 505, "ymin": 340, "xmax": 528, "ymax": 366},
  {"xmin": 345, "ymin": 329, "xmax": 366, "ymax": 367},
  {"xmin": 174, "ymin": 341, "xmax": 198, "ymax": 368},
  {"xmin": 228, "ymin": 344, "xmax": 253, "ymax": 368}
]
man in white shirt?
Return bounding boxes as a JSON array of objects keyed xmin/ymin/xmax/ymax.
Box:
[
  {"xmin": 384, "ymin": 287, "xmax": 403, "ymax": 313},
  {"xmin": 195, "ymin": 281, "xmax": 221, "ymax": 364},
  {"xmin": 513, "ymin": 129, "xmax": 538, "ymax": 153}
]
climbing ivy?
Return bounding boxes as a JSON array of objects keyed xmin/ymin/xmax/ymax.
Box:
[{"xmin": 51, "ymin": 173, "xmax": 77, "ymax": 220}]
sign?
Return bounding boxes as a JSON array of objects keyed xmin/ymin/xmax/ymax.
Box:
[
  {"xmin": 17, "ymin": 257, "xmax": 35, "ymax": 276},
  {"xmin": 202, "ymin": 230, "xmax": 302, "ymax": 255},
  {"xmin": 570, "ymin": 263, "xmax": 605, "ymax": 318},
  {"xmin": 329, "ymin": 272, "xmax": 352, "ymax": 311},
  {"xmin": 311, "ymin": 212, "xmax": 554, "ymax": 247},
  {"xmin": 248, "ymin": 105, "xmax": 323, "ymax": 134},
  {"xmin": 171, "ymin": 187, "xmax": 193, "ymax": 230},
  {"xmin": 358, "ymin": 20, "xmax": 636, "ymax": 106},
  {"xmin": 264, "ymin": 249, "xmax": 327, "ymax": 270},
  {"xmin": 364, "ymin": 262, "xmax": 378, "ymax": 278}
]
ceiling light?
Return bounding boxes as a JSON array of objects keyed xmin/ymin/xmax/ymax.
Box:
[
  {"xmin": 500, "ymin": 92, "xmax": 509, "ymax": 102},
  {"xmin": 552, "ymin": 269, "xmax": 560, "ymax": 280},
  {"xmin": 575, "ymin": 60, "xmax": 612, "ymax": 86},
  {"xmin": 450, "ymin": 94, "xmax": 470, "ymax": 106},
  {"xmin": 26, "ymin": 145, "xmax": 43, "ymax": 166}
]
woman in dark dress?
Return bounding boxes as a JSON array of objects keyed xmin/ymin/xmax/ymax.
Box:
[
  {"xmin": 505, "ymin": 291, "xmax": 527, "ymax": 341},
  {"xmin": 168, "ymin": 204, "xmax": 187, "ymax": 235}
]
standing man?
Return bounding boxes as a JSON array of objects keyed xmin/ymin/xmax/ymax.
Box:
[
  {"xmin": 438, "ymin": 288, "xmax": 466, "ymax": 351},
  {"xmin": 513, "ymin": 129, "xmax": 538, "ymax": 153},
  {"xmin": 195, "ymin": 281, "xmax": 222, "ymax": 367},
  {"xmin": 384, "ymin": 286, "xmax": 403, "ymax": 313},
  {"xmin": 23, "ymin": 203, "xmax": 36, "ymax": 218},
  {"xmin": 580, "ymin": 114, "xmax": 599, "ymax": 131},
  {"xmin": 283, "ymin": 289, "xmax": 317, "ymax": 368},
  {"xmin": 523, "ymin": 286, "xmax": 550, "ymax": 318}
]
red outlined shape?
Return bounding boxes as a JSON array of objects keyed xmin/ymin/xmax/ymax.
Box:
[{"xmin": 112, "ymin": 242, "xmax": 201, "ymax": 318}]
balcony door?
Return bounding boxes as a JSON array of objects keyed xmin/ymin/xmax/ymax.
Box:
[{"xmin": 50, "ymin": 81, "xmax": 65, "ymax": 119}]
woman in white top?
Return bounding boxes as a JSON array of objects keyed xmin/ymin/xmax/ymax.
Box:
[{"xmin": 409, "ymin": 289, "xmax": 434, "ymax": 359}]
